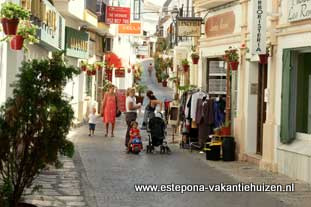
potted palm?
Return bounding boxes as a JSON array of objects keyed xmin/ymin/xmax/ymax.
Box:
[
  {"xmin": 191, "ymin": 52, "xmax": 200, "ymax": 64},
  {"xmin": 182, "ymin": 59, "xmax": 190, "ymax": 72},
  {"xmin": 135, "ymin": 83, "xmax": 147, "ymax": 104},
  {"xmin": 161, "ymin": 72, "xmax": 169, "ymax": 87},
  {"xmin": 10, "ymin": 21, "xmax": 38, "ymax": 51},
  {"xmin": 0, "ymin": 2, "xmax": 30, "ymax": 35},
  {"xmin": 224, "ymin": 46, "xmax": 239, "ymax": 70}
]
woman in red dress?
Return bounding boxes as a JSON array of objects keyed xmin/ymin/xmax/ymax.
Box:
[{"xmin": 102, "ymin": 85, "xmax": 118, "ymax": 137}]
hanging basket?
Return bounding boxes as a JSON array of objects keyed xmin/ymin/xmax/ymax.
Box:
[
  {"xmin": 259, "ymin": 54, "xmax": 269, "ymax": 65},
  {"xmin": 1, "ymin": 18, "xmax": 19, "ymax": 35},
  {"xmin": 91, "ymin": 70, "xmax": 96, "ymax": 75},
  {"xmin": 10, "ymin": 35, "xmax": 24, "ymax": 50},
  {"xmin": 183, "ymin": 64, "xmax": 190, "ymax": 72},
  {"xmin": 162, "ymin": 80, "xmax": 167, "ymax": 87},
  {"xmin": 228, "ymin": 61, "xmax": 239, "ymax": 71},
  {"xmin": 192, "ymin": 57, "xmax": 199, "ymax": 64}
]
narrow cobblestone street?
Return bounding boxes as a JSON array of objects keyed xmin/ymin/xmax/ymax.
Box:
[{"xmin": 71, "ymin": 59, "xmax": 304, "ymax": 207}]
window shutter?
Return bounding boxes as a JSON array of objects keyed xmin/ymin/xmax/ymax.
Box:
[{"xmin": 280, "ymin": 49, "xmax": 295, "ymax": 144}]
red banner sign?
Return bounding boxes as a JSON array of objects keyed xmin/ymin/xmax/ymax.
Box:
[
  {"xmin": 115, "ymin": 69, "xmax": 125, "ymax": 78},
  {"xmin": 117, "ymin": 89, "xmax": 126, "ymax": 112},
  {"xmin": 106, "ymin": 6, "xmax": 130, "ymax": 24}
]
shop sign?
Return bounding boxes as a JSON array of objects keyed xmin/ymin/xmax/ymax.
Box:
[
  {"xmin": 136, "ymin": 45, "xmax": 149, "ymax": 56},
  {"xmin": 288, "ymin": 0, "xmax": 311, "ymax": 22},
  {"xmin": 118, "ymin": 22, "xmax": 141, "ymax": 35},
  {"xmin": 117, "ymin": 89, "xmax": 126, "ymax": 112},
  {"xmin": 251, "ymin": 0, "xmax": 267, "ymax": 55},
  {"xmin": 176, "ymin": 17, "xmax": 202, "ymax": 37},
  {"xmin": 65, "ymin": 27, "xmax": 89, "ymax": 59},
  {"xmin": 24, "ymin": 0, "xmax": 65, "ymax": 50},
  {"xmin": 205, "ymin": 11, "xmax": 235, "ymax": 38},
  {"xmin": 106, "ymin": 6, "xmax": 131, "ymax": 24},
  {"xmin": 115, "ymin": 69, "xmax": 125, "ymax": 78}
]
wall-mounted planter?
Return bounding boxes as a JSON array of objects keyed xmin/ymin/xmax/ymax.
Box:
[
  {"xmin": 228, "ymin": 61, "xmax": 239, "ymax": 71},
  {"xmin": 1, "ymin": 18, "xmax": 19, "ymax": 35},
  {"xmin": 10, "ymin": 35, "xmax": 24, "ymax": 50},
  {"xmin": 259, "ymin": 54, "xmax": 269, "ymax": 65}
]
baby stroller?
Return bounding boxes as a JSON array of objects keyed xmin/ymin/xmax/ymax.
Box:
[{"xmin": 146, "ymin": 113, "xmax": 171, "ymax": 154}]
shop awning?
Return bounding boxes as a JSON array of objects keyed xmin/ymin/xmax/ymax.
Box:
[{"xmin": 105, "ymin": 52, "xmax": 122, "ymax": 69}]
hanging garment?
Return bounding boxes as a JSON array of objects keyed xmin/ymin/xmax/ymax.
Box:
[
  {"xmin": 214, "ymin": 100, "xmax": 225, "ymax": 128},
  {"xmin": 190, "ymin": 91, "xmax": 206, "ymax": 122},
  {"xmin": 185, "ymin": 94, "xmax": 192, "ymax": 119},
  {"xmin": 196, "ymin": 99, "xmax": 215, "ymax": 147}
]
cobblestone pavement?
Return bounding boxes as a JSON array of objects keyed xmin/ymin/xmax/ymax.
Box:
[{"xmin": 72, "ymin": 59, "xmax": 311, "ymax": 207}]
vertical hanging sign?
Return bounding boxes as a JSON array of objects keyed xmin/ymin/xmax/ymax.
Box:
[{"xmin": 251, "ymin": 0, "xmax": 267, "ymax": 55}]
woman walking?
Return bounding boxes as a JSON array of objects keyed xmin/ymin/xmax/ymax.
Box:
[
  {"xmin": 125, "ymin": 88, "xmax": 141, "ymax": 147},
  {"xmin": 102, "ymin": 85, "xmax": 118, "ymax": 137},
  {"xmin": 141, "ymin": 90, "xmax": 163, "ymax": 129}
]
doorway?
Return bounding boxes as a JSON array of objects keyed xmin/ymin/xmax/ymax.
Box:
[{"xmin": 256, "ymin": 63, "xmax": 268, "ymax": 155}]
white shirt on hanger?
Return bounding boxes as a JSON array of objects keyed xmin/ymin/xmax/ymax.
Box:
[{"xmin": 191, "ymin": 91, "xmax": 206, "ymax": 121}]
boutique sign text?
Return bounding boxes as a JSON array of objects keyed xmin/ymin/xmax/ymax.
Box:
[{"xmin": 288, "ymin": 0, "xmax": 311, "ymax": 22}]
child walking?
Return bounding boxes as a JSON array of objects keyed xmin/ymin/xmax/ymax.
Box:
[{"xmin": 88, "ymin": 108, "xmax": 97, "ymax": 136}]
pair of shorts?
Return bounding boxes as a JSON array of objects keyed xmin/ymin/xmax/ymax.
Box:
[{"xmin": 89, "ymin": 123, "xmax": 96, "ymax": 130}]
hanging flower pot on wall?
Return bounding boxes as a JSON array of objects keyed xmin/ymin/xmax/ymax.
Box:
[
  {"xmin": 191, "ymin": 53, "xmax": 200, "ymax": 64},
  {"xmin": 259, "ymin": 54, "xmax": 269, "ymax": 65},
  {"xmin": 10, "ymin": 35, "xmax": 24, "ymax": 50},
  {"xmin": 81, "ymin": 65, "xmax": 87, "ymax": 71},
  {"xmin": 162, "ymin": 80, "xmax": 167, "ymax": 87},
  {"xmin": 86, "ymin": 70, "xmax": 92, "ymax": 76},
  {"xmin": 183, "ymin": 64, "xmax": 190, "ymax": 72},
  {"xmin": 91, "ymin": 70, "xmax": 96, "ymax": 75},
  {"xmin": 1, "ymin": 18, "xmax": 19, "ymax": 35},
  {"xmin": 228, "ymin": 61, "xmax": 239, "ymax": 71}
]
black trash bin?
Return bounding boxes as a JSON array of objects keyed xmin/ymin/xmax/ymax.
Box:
[
  {"xmin": 205, "ymin": 142, "xmax": 221, "ymax": 161},
  {"xmin": 222, "ymin": 136, "xmax": 235, "ymax": 161}
]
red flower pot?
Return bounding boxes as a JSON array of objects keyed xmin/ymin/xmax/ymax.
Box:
[
  {"xmin": 10, "ymin": 35, "xmax": 24, "ymax": 50},
  {"xmin": 228, "ymin": 61, "xmax": 239, "ymax": 71},
  {"xmin": 162, "ymin": 80, "xmax": 167, "ymax": 87},
  {"xmin": 183, "ymin": 64, "xmax": 190, "ymax": 72},
  {"xmin": 96, "ymin": 65, "xmax": 103, "ymax": 70},
  {"xmin": 192, "ymin": 57, "xmax": 199, "ymax": 64},
  {"xmin": 87, "ymin": 70, "xmax": 92, "ymax": 76},
  {"xmin": 91, "ymin": 70, "xmax": 96, "ymax": 75},
  {"xmin": 106, "ymin": 70, "xmax": 113, "ymax": 81},
  {"xmin": 1, "ymin": 18, "xmax": 19, "ymax": 35},
  {"xmin": 220, "ymin": 126, "xmax": 231, "ymax": 136},
  {"xmin": 127, "ymin": 68, "xmax": 131, "ymax": 73},
  {"xmin": 81, "ymin": 65, "xmax": 87, "ymax": 71},
  {"xmin": 259, "ymin": 54, "xmax": 269, "ymax": 65}
]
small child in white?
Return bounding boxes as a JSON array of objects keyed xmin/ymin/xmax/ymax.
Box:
[{"xmin": 88, "ymin": 108, "xmax": 97, "ymax": 136}]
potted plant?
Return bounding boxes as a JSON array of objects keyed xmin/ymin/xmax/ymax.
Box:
[
  {"xmin": 80, "ymin": 61, "xmax": 88, "ymax": 71},
  {"xmin": 224, "ymin": 46, "xmax": 239, "ymax": 70},
  {"xmin": 0, "ymin": 51, "xmax": 79, "ymax": 207},
  {"xmin": 191, "ymin": 52, "xmax": 200, "ymax": 64},
  {"xmin": 182, "ymin": 59, "xmax": 190, "ymax": 72},
  {"xmin": 10, "ymin": 21, "xmax": 38, "ymax": 51},
  {"xmin": 220, "ymin": 121, "xmax": 231, "ymax": 136},
  {"xmin": 161, "ymin": 72, "xmax": 169, "ymax": 87},
  {"xmin": 0, "ymin": 2, "xmax": 30, "ymax": 35},
  {"xmin": 95, "ymin": 62, "xmax": 104, "ymax": 70},
  {"xmin": 259, "ymin": 47, "xmax": 270, "ymax": 65},
  {"xmin": 135, "ymin": 83, "xmax": 147, "ymax": 104}
]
